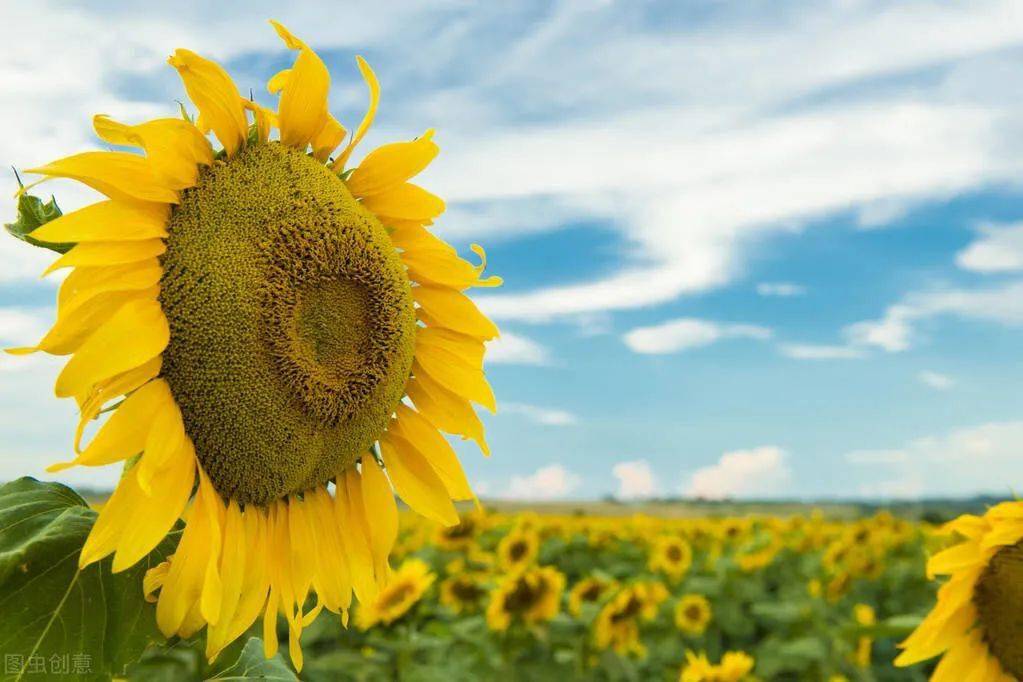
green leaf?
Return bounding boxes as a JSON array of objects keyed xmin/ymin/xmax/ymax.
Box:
[
  {"xmin": 4, "ymin": 189, "xmax": 70, "ymax": 254},
  {"xmin": 205, "ymin": 638, "xmax": 298, "ymax": 681},
  {"xmin": 0, "ymin": 477, "xmax": 178, "ymax": 681}
]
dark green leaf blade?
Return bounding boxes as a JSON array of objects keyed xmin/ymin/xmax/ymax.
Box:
[{"xmin": 0, "ymin": 477, "xmax": 178, "ymax": 681}]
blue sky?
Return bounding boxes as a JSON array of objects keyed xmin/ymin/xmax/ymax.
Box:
[{"xmin": 4, "ymin": 1, "xmax": 1023, "ymax": 500}]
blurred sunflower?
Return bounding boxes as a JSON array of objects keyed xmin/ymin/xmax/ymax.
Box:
[
  {"xmin": 486, "ymin": 565, "xmax": 565, "ymax": 631},
  {"xmin": 497, "ymin": 526, "xmax": 539, "ymax": 573},
  {"xmin": 895, "ymin": 502, "xmax": 1023, "ymax": 680},
  {"xmin": 434, "ymin": 512, "xmax": 485, "ymax": 551},
  {"xmin": 357, "ymin": 558, "xmax": 435, "ymax": 629},
  {"xmin": 680, "ymin": 650, "xmax": 755, "ymax": 682},
  {"xmin": 649, "ymin": 535, "xmax": 693, "ymax": 581},
  {"xmin": 568, "ymin": 576, "xmax": 617, "ymax": 617},
  {"xmin": 9, "ymin": 21, "xmax": 499, "ymax": 671},
  {"xmin": 440, "ymin": 573, "xmax": 489, "ymax": 615},
  {"xmin": 593, "ymin": 582, "xmax": 667, "ymax": 657},
  {"xmin": 674, "ymin": 594, "xmax": 712, "ymax": 635},
  {"xmin": 852, "ymin": 603, "xmax": 875, "ymax": 669}
]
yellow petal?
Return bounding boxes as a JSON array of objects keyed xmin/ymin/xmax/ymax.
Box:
[
  {"xmin": 58, "ymin": 260, "xmax": 163, "ymax": 315},
  {"xmin": 334, "ymin": 472, "xmax": 377, "ymax": 602},
  {"xmin": 156, "ymin": 469, "xmax": 222, "ymax": 636},
  {"xmin": 413, "ymin": 352, "xmax": 496, "ymax": 414},
  {"xmin": 361, "ymin": 182, "xmax": 445, "ymax": 222},
  {"xmin": 74, "ymin": 356, "xmax": 161, "ymax": 445},
  {"xmin": 331, "ymin": 56, "xmax": 379, "ymax": 170},
  {"xmin": 136, "ymin": 397, "xmax": 187, "ymax": 495},
  {"xmin": 269, "ymin": 21, "xmax": 331, "ymax": 150},
  {"xmin": 391, "ymin": 404, "xmax": 474, "ymax": 500},
  {"xmin": 403, "ymin": 242, "xmax": 502, "ymax": 290},
  {"xmin": 306, "ymin": 488, "xmax": 352, "ymax": 614},
  {"xmin": 346, "ymin": 131, "xmax": 438, "ymax": 198},
  {"xmin": 360, "ymin": 457, "xmax": 397, "ymax": 581},
  {"xmin": 49, "ymin": 378, "xmax": 170, "ymax": 472},
  {"xmin": 29, "ymin": 200, "xmax": 169, "ymax": 243},
  {"xmin": 110, "ymin": 439, "xmax": 195, "ymax": 572},
  {"xmin": 54, "ymin": 298, "xmax": 169, "ymax": 398},
  {"xmin": 42, "ymin": 240, "xmax": 166, "ymax": 277},
  {"xmin": 267, "ymin": 68, "xmax": 291, "ymax": 94},
  {"xmin": 25, "ymin": 152, "xmax": 179, "ymax": 204},
  {"xmin": 34, "ymin": 286, "xmax": 158, "ymax": 357},
  {"xmin": 242, "ymin": 99, "xmax": 277, "ymax": 144},
  {"xmin": 379, "ymin": 432, "xmax": 459, "ymax": 526},
  {"xmin": 312, "ymin": 115, "xmax": 346, "ymax": 162},
  {"xmin": 168, "ymin": 49, "xmax": 247, "ymax": 157},
  {"xmin": 414, "ymin": 285, "xmax": 499, "ymax": 341},
  {"xmin": 205, "ymin": 499, "xmax": 246, "ymax": 661},
  {"xmin": 406, "ymin": 370, "xmax": 489, "ymax": 455},
  {"xmin": 94, "ymin": 115, "xmax": 213, "ymax": 189},
  {"xmin": 216, "ymin": 508, "xmax": 271, "ymax": 653}
]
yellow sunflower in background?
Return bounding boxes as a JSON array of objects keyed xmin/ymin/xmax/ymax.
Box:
[
  {"xmin": 593, "ymin": 581, "xmax": 668, "ymax": 657},
  {"xmin": 680, "ymin": 650, "xmax": 755, "ymax": 682},
  {"xmin": 439, "ymin": 572, "xmax": 489, "ymax": 615},
  {"xmin": 9, "ymin": 21, "xmax": 499, "ymax": 671},
  {"xmin": 486, "ymin": 565, "xmax": 565, "ymax": 631},
  {"xmin": 568, "ymin": 575, "xmax": 617, "ymax": 616},
  {"xmin": 895, "ymin": 502, "xmax": 1023, "ymax": 680},
  {"xmin": 356, "ymin": 558, "xmax": 435, "ymax": 629},
  {"xmin": 852, "ymin": 603, "xmax": 875, "ymax": 669},
  {"xmin": 649, "ymin": 535, "xmax": 693, "ymax": 581},
  {"xmin": 497, "ymin": 526, "xmax": 539, "ymax": 573},
  {"xmin": 674, "ymin": 594, "xmax": 712, "ymax": 635}
]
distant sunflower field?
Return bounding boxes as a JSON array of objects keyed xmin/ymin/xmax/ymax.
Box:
[{"xmin": 265, "ymin": 506, "xmax": 940, "ymax": 681}]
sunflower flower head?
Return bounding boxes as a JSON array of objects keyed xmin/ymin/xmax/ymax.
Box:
[
  {"xmin": 9, "ymin": 20, "xmax": 500, "ymax": 672},
  {"xmin": 497, "ymin": 526, "xmax": 540, "ymax": 573},
  {"xmin": 675, "ymin": 593, "xmax": 712, "ymax": 635},
  {"xmin": 485, "ymin": 565, "xmax": 565, "ymax": 631},
  {"xmin": 649, "ymin": 535, "xmax": 693, "ymax": 581},
  {"xmin": 356, "ymin": 558, "xmax": 435, "ymax": 629},
  {"xmin": 895, "ymin": 501, "xmax": 1023, "ymax": 679}
]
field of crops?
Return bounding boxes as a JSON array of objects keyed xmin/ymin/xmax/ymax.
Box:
[{"xmin": 236, "ymin": 507, "xmax": 942, "ymax": 681}]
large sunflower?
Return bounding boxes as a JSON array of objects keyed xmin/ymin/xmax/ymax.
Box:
[
  {"xmin": 9, "ymin": 21, "xmax": 499, "ymax": 671},
  {"xmin": 895, "ymin": 501, "xmax": 1023, "ymax": 680}
]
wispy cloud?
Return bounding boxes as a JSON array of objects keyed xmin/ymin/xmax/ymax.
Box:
[
  {"xmin": 919, "ymin": 370, "xmax": 955, "ymax": 390},
  {"xmin": 846, "ymin": 280, "xmax": 1023, "ymax": 352},
  {"xmin": 756, "ymin": 282, "xmax": 806, "ymax": 297},
  {"xmin": 485, "ymin": 331, "xmax": 551, "ymax": 365},
  {"xmin": 956, "ymin": 221, "xmax": 1023, "ymax": 273},
  {"xmin": 845, "ymin": 421, "xmax": 1023, "ymax": 498},
  {"xmin": 500, "ymin": 402, "xmax": 577, "ymax": 426},
  {"xmin": 779, "ymin": 343, "xmax": 864, "ymax": 360},
  {"xmin": 624, "ymin": 318, "xmax": 772, "ymax": 355}
]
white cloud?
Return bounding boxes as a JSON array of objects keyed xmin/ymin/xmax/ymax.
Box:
[
  {"xmin": 779, "ymin": 343, "xmax": 865, "ymax": 360},
  {"xmin": 956, "ymin": 222, "xmax": 1023, "ymax": 273},
  {"xmin": 845, "ymin": 421, "xmax": 1023, "ymax": 498},
  {"xmin": 919, "ymin": 370, "xmax": 955, "ymax": 390},
  {"xmin": 623, "ymin": 318, "xmax": 772, "ymax": 355},
  {"xmin": 684, "ymin": 446, "xmax": 791, "ymax": 500},
  {"xmin": 846, "ymin": 280, "xmax": 1023, "ymax": 352},
  {"xmin": 504, "ymin": 464, "xmax": 581, "ymax": 501},
  {"xmin": 612, "ymin": 460, "xmax": 660, "ymax": 500},
  {"xmin": 485, "ymin": 331, "xmax": 550, "ymax": 365},
  {"xmin": 500, "ymin": 402, "xmax": 577, "ymax": 426},
  {"xmin": 756, "ymin": 282, "xmax": 806, "ymax": 297}
]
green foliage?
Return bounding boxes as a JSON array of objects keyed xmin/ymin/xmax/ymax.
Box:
[
  {"xmin": 3, "ymin": 189, "xmax": 70, "ymax": 253},
  {"xmin": 0, "ymin": 478, "xmax": 176, "ymax": 680}
]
